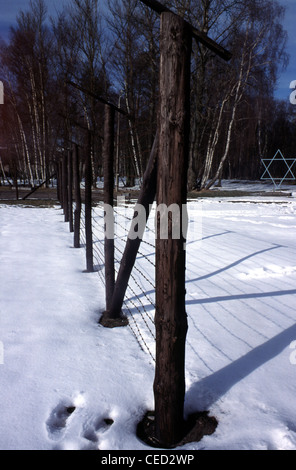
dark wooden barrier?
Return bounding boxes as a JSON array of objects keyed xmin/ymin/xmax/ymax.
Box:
[
  {"xmin": 85, "ymin": 131, "xmax": 94, "ymax": 272},
  {"xmin": 100, "ymin": 130, "xmax": 158, "ymax": 327},
  {"xmin": 138, "ymin": 0, "xmax": 231, "ymax": 448},
  {"xmin": 153, "ymin": 12, "xmax": 192, "ymax": 447},
  {"xmin": 62, "ymin": 153, "xmax": 69, "ymax": 223},
  {"xmin": 68, "ymin": 149, "xmax": 73, "ymax": 233},
  {"xmin": 73, "ymin": 143, "xmax": 81, "ymax": 249},
  {"xmin": 103, "ymin": 105, "xmax": 116, "ymax": 313}
]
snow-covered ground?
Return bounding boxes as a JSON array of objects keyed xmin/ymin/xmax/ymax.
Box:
[
  {"xmin": 0, "ymin": 188, "xmax": 296, "ymax": 450},
  {"xmin": 211, "ymin": 179, "xmax": 296, "ymax": 194}
]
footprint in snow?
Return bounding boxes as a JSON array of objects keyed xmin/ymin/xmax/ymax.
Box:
[
  {"xmin": 46, "ymin": 401, "xmax": 76, "ymax": 441},
  {"xmin": 83, "ymin": 416, "xmax": 114, "ymax": 449}
]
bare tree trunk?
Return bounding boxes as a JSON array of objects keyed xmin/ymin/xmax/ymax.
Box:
[
  {"xmin": 16, "ymin": 112, "xmax": 34, "ymax": 186},
  {"xmin": 205, "ymin": 23, "xmax": 259, "ymax": 189},
  {"xmin": 125, "ymin": 90, "xmax": 141, "ymax": 181},
  {"xmin": 200, "ymin": 94, "xmax": 230, "ymax": 189},
  {"xmin": 28, "ymin": 62, "xmax": 44, "ymax": 181}
]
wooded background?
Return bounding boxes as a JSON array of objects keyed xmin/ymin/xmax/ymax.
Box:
[{"xmin": 0, "ymin": 0, "xmax": 294, "ymax": 191}]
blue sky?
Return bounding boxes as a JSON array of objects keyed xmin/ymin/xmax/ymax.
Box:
[
  {"xmin": 0, "ymin": 0, "xmax": 68, "ymax": 38},
  {"xmin": 0, "ymin": 0, "xmax": 295, "ymax": 101}
]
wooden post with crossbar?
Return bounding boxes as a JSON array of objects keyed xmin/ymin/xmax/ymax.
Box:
[
  {"xmin": 66, "ymin": 80, "xmax": 129, "ymax": 318},
  {"xmin": 139, "ymin": 0, "xmax": 232, "ymax": 61},
  {"xmin": 137, "ymin": 0, "xmax": 231, "ymax": 448}
]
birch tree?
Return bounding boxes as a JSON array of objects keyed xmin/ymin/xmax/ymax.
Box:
[
  {"xmin": 53, "ymin": 0, "xmax": 110, "ymax": 186},
  {"xmin": 1, "ymin": 0, "xmax": 56, "ymax": 186},
  {"xmin": 203, "ymin": 0, "xmax": 287, "ymax": 189},
  {"xmin": 107, "ymin": 0, "xmax": 160, "ymax": 184},
  {"xmin": 184, "ymin": 0, "xmax": 287, "ymax": 190}
]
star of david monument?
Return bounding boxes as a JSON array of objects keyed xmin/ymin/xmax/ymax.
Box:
[
  {"xmin": 260, "ymin": 81, "xmax": 296, "ymax": 190},
  {"xmin": 260, "ymin": 149, "xmax": 296, "ymax": 190}
]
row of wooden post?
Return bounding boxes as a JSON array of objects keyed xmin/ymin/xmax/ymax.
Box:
[
  {"xmin": 57, "ymin": 4, "xmax": 231, "ymax": 448},
  {"xmin": 57, "ymin": 136, "xmax": 93, "ymax": 273},
  {"xmin": 58, "ymin": 14, "xmax": 191, "ymax": 443},
  {"xmin": 58, "ymin": 26, "xmax": 190, "ymax": 441},
  {"xmin": 57, "ymin": 104, "xmax": 119, "ymax": 298}
]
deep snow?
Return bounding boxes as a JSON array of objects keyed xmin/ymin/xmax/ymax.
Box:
[{"xmin": 0, "ymin": 185, "xmax": 296, "ymax": 450}]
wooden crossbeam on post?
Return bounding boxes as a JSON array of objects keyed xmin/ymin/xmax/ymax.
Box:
[
  {"xmin": 139, "ymin": 0, "xmax": 232, "ymax": 61},
  {"xmin": 66, "ymin": 80, "xmax": 129, "ymax": 116},
  {"xmin": 22, "ymin": 173, "xmax": 56, "ymax": 201}
]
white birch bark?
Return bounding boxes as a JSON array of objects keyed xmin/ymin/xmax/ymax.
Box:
[{"xmin": 125, "ymin": 88, "xmax": 141, "ymax": 180}]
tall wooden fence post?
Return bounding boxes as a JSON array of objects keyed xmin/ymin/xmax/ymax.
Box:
[
  {"xmin": 85, "ymin": 130, "xmax": 94, "ymax": 272},
  {"xmin": 14, "ymin": 166, "xmax": 19, "ymax": 201},
  {"xmin": 73, "ymin": 143, "xmax": 82, "ymax": 248},
  {"xmin": 58, "ymin": 160, "xmax": 63, "ymax": 207},
  {"xmin": 62, "ymin": 153, "xmax": 69, "ymax": 222},
  {"xmin": 103, "ymin": 131, "xmax": 158, "ymax": 323},
  {"xmin": 153, "ymin": 12, "xmax": 192, "ymax": 447},
  {"xmin": 100, "ymin": 105, "xmax": 129, "ymax": 328},
  {"xmin": 56, "ymin": 161, "xmax": 61, "ymax": 203},
  {"xmin": 68, "ymin": 149, "xmax": 74, "ymax": 233},
  {"xmin": 103, "ymin": 105, "xmax": 115, "ymax": 311}
]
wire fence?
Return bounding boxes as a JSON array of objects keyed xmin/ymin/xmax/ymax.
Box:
[
  {"xmin": 79, "ymin": 199, "xmax": 157, "ymax": 361},
  {"xmin": 64, "ymin": 184, "xmax": 296, "ymax": 385}
]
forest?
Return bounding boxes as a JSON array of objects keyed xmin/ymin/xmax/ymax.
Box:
[{"xmin": 0, "ymin": 0, "xmax": 295, "ymax": 191}]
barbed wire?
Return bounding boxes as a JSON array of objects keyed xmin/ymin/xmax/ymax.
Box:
[
  {"xmin": 77, "ymin": 201, "xmax": 156, "ymax": 361},
  {"xmin": 72, "ymin": 192, "xmax": 288, "ymax": 377}
]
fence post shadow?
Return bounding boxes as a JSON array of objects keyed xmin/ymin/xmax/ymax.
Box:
[{"xmin": 185, "ymin": 323, "xmax": 296, "ymax": 412}]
